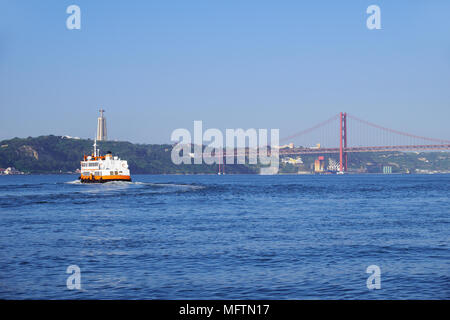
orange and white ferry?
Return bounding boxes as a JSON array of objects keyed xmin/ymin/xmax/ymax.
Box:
[{"xmin": 79, "ymin": 140, "xmax": 131, "ymax": 183}]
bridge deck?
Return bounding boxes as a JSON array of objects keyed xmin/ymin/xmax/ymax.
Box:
[{"xmin": 279, "ymin": 144, "xmax": 450, "ymax": 155}]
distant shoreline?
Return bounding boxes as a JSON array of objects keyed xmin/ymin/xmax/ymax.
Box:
[
  {"xmin": 1, "ymin": 135, "xmax": 450, "ymax": 175},
  {"xmin": 2, "ymin": 172, "xmax": 450, "ymax": 176}
]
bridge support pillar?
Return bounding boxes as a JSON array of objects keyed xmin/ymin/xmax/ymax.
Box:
[{"xmin": 339, "ymin": 112, "xmax": 347, "ymax": 172}]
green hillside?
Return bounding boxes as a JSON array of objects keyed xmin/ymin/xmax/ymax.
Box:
[
  {"xmin": 282, "ymin": 152, "xmax": 450, "ymax": 174},
  {"xmin": 0, "ymin": 135, "xmax": 255, "ymax": 174},
  {"xmin": 0, "ymin": 135, "xmax": 449, "ymax": 174}
]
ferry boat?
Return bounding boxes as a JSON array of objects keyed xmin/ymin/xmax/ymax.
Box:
[{"xmin": 79, "ymin": 140, "xmax": 131, "ymax": 183}]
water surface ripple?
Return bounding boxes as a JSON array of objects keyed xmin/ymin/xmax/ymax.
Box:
[{"xmin": 0, "ymin": 174, "xmax": 448, "ymax": 299}]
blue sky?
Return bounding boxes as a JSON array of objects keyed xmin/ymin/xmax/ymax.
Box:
[{"xmin": 1, "ymin": 0, "xmax": 449, "ymax": 144}]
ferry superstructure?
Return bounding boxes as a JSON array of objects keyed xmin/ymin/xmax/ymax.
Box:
[{"xmin": 79, "ymin": 140, "xmax": 131, "ymax": 183}]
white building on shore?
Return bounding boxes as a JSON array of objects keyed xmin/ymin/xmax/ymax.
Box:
[{"xmin": 1, "ymin": 167, "xmax": 24, "ymax": 175}]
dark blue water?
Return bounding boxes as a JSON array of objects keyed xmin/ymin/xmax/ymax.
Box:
[{"xmin": 0, "ymin": 174, "xmax": 448, "ymax": 299}]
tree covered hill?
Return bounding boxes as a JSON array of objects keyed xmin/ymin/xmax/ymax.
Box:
[
  {"xmin": 0, "ymin": 135, "xmax": 255, "ymax": 174},
  {"xmin": 0, "ymin": 135, "xmax": 449, "ymax": 174}
]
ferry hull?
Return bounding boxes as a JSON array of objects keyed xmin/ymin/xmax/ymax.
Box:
[{"xmin": 79, "ymin": 175, "xmax": 132, "ymax": 183}]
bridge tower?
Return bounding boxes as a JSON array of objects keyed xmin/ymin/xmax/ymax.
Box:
[{"xmin": 339, "ymin": 112, "xmax": 347, "ymax": 172}]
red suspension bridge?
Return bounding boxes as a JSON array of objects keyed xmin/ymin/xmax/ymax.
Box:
[{"xmin": 279, "ymin": 112, "xmax": 450, "ymax": 172}]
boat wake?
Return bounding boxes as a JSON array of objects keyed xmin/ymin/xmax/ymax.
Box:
[
  {"xmin": 66, "ymin": 180, "xmax": 82, "ymax": 184},
  {"xmin": 64, "ymin": 179, "xmax": 204, "ymax": 193}
]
